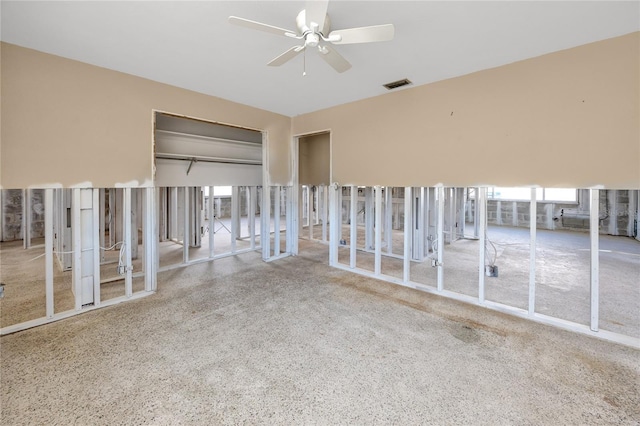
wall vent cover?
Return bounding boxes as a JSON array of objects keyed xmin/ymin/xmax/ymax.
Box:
[{"xmin": 383, "ymin": 78, "xmax": 412, "ymax": 90}]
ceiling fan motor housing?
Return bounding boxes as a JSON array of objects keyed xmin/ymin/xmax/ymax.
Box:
[{"xmin": 296, "ymin": 9, "xmax": 331, "ymax": 40}]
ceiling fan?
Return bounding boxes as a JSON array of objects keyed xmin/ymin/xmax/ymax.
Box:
[{"xmin": 228, "ymin": 0, "xmax": 394, "ymax": 74}]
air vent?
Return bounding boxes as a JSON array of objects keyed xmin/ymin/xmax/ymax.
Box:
[{"xmin": 383, "ymin": 78, "xmax": 412, "ymax": 90}]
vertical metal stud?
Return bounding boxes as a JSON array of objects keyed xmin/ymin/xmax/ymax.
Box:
[
  {"xmin": 474, "ymin": 187, "xmax": 480, "ymax": 238},
  {"xmin": 249, "ymin": 186, "xmax": 256, "ymax": 250},
  {"xmin": 374, "ymin": 186, "xmax": 382, "ymax": 275},
  {"xmin": 99, "ymin": 189, "xmax": 105, "ymax": 262},
  {"xmin": 322, "ymin": 185, "xmax": 329, "ymax": 242},
  {"xmin": 262, "ymin": 185, "xmax": 271, "ymax": 260},
  {"xmin": 45, "ymin": 189, "xmax": 54, "ymax": 318},
  {"xmin": 437, "ymin": 186, "xmax": 445, "ymax": 292},
  {"xmin": 92, "ymin": 189, "xmax": 101, "ymax": 306},
  {"xmin": 124, "ymin": 187, "xmax": 133, "ymax": 298},
  {"xmin": 328, "ymin": 184, "xmax": 340, "ymax": 266},
  {"xmin": 209, "ymin": 186, "xmax": 215, "ymax": 257},
  {"xmin": 286, "ymin": 186, "xmax": 295, "ymax": 254},
  {"xmin": 350, "ymin": 185, "xmax": 357, "ymax": 268},
  {"xmin": 274, "ymin": 186, "xmax": 281, "ymax": 256},
  {"xmin": 72, "ymin": 188, "xmax": 82, "ymax": 310},
  {"xmin": 529, "ymin": 188, "xmax": 537, "ymax": 315},
  {"xmin": 144, "ymin": 187, "xmax": 157, "ymax": 292},
  {"xmin": 590, "ymin": 189, "xmax": 599, "ymax": 332},
  {"xmin": 403, "ymin": 187, "xmax": 412, "ymax": 283},
  {"xmin": 183, "ymin": 187, "xmax": 189, "ymax": 264},
  {"xmin": 231, "ymin": 186, "xmax": 239, "ymax": 253},
  {"xmin": 308, "ymin": 186, "xmax": 314, "ymax": 240},
  {"xmin": 478, "ymin": 187, "xmax": 486, "ymax": 303}
]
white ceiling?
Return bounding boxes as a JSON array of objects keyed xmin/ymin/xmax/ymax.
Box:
[{"xmin": 2, "ymin": 1, "xmax": 638, "ymax": 117}]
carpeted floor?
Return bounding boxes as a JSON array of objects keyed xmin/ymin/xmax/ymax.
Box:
[{"xmin": 1, "ymin": 241, "xmax": 638, "ymax": 425}]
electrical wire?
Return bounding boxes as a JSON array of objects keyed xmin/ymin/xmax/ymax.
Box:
[
  {"xmin": 1, "ymin": 242, "xmax": 125, "ymax": 266},
  {"xmin": 485, "ymin": 232, "xmax": 498, "ymax": 267}
]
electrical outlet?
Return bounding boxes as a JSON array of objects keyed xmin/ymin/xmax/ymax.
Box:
[{"xmin": 485, "ymin": 265, "xmax": 499, "ymax": 277}]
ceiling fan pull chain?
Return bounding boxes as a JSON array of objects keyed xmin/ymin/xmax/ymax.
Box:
[{"xmin": 303, "ymin": 47, "xmax": 307, "ymax": 76}]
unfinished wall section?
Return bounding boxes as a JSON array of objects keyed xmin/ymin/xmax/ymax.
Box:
[
  {"xmin": 478, "ymin": 189, "xmax": 639, "ymax": 237},
  {"xmin": 1, "ymin": 189, "xmax": 45, "ymax": 242}
]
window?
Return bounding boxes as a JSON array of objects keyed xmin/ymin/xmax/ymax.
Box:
[{"xmin": 487, "ymin": 187, "xmax": 577, "ymax": 202}]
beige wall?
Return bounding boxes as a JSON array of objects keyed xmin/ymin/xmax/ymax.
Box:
[
  {"xmin": 0, "ymin": 43, "xmax": 292, "ymax": 189},
  {"xmin": 293, "ymin": 32, "xmax": 640, "ymax": 189},
  {"xmin": 299, "ymin": 133, "xmax": 330, "ymax": 185},
  {"xmin": 4, "ymin": 32, "xmax": 639, "ymax": 190}
]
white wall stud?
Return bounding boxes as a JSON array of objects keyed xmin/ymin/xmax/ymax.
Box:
[
  {"xmin": 183, "ymin": 187, "xmax": 189, "ymax": 264},
  {"xmin": 350, "ymin": 185, "xmax": 357, "ymax": 268},
  {"xmin": 437, "ymin": 186, "xmax": 445, "ymax": 292},
  {"xmin": 144, "ymin": 187, "xmax": 157, "ymax": 292},
  {"xmin": 403, "ymin": 187, "xmax": 412, "ymax": 283},
  {"xmin": 529, "ymin": 188, "xmax": 537, "ymax": 315},
  {"xmin": 72, "ymin": 188, "xmax": 82, "ymax": 310},
  {"xmin": 590, "ymin": 189, "xmax": 600, "ymax": 332},
  {"xmin": 385, "ymin": 187, "xmax": 393, "ymax": 254},
  {"xmin": 249, "ymin": 186, "xmax": 257, "ymax": 251},
  {"xmin": 45, "ymin": 189, "xmax": 54, "ymax": 318},
  {"xmin": 209, "ymin": 186, "xmax": 215, "ymax": 257},
  {"xmin": 231, "ymin": 186, "xmax": 239, "ymax": 253},
  {"xmin": 374, "ymin": 186, "xmax": 382, "ymax": 276},
  {"xmin": 262, "ymin": 185, "xmax": 271, "ymax": 260},
  {"xmin": 124, "ymin": 187, "xmax": 133, "ymax": 298},
  {"xmin": 92, "ymin": 189, "xmax": 101, "ymax": 307},
  {"xmin": 274, "ymin": 186, "xmax": 281, "ymax": 256},
  {"xmin": 478, "ymin": 187, "xmax": 486, "ymax": 303},
  {"xmin": 322, "ymin": 185, "xmax": 328, "ymax": 242}
]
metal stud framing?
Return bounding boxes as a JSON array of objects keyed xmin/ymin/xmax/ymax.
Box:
[
  {"xmin": 374, "ymin": 186, "xmax": 382, "ymax": 276},
  {"xmin": 350, "ymin": 186, "xmax": 357, "ymax": 268},
  {"xmin": 403, "ymin": 187, "xmax": 412, "ymax": 283},
  {"xmin": 323, "ymin": 185, "xmax": 637, "ymax": 348},
  {"xmin": 590, "ymin": 189, "xmax": 599, "ymax": 332},
  {"xmin": 124, "ymin": 187, "xmax": 133, "ymax": 298},
  {"xmin": 45, "ymin": 189, "xmax": 54, "ymax": 318},
  {"xmin": 478, "ymin": 187, "xmax": 486, "ymax": 303},
  {"xmin": 436, "ymin": 186, "xmax": 445, "ymax": 291},
  {"xmin": 528, "ymin": 188, "xmax": 537, "ymax": 315}
]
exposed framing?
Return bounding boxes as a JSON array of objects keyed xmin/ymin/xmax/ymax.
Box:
[{"xmin": 326, "ymin": 184, "xmax": 639, "ymax": 349}]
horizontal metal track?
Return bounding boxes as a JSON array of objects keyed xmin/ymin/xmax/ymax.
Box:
[{"xmin": 156, "ymin": 153, "xmax": 262, "ymax": 166}]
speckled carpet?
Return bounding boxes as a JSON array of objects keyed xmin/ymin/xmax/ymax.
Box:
[{"xmin": 1, "ymin": 241, "xmax": 638, "ymax": 425}]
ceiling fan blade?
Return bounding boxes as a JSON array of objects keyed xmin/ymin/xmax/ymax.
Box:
[
  {"xmin": 329, "ymin": 24, "xmax": 395, "ymax": 45},
  {"xmin": 305, "ymin": 0, "xmax": 329, "ymax": 33},
  {"xmin": 228, "ymin": 16, "xmax": 296, "ymax": 37},
  {"xmin": 318, "ymin": 45, "xmax": 351, "ymax": 73},
  {"xmin": 268, "ymin": 46, "xmax": 305, "ymax": 67}
]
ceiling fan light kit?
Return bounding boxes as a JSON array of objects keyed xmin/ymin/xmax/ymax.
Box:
[{"xmin": 229, "ymin": 0, "xmax": 394, "ymax": 74}]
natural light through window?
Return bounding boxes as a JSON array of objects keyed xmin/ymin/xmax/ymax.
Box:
[
  {"xmin": 488, "ymin": 187, "xmax": 577, "ymax": 202},
  {"xmin": 204, "ymin": 186, "xmax": 232, "ymax": 197}
]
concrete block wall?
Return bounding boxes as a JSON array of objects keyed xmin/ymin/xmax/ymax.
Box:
[{"xmin": 1, "ymin": 189, "xmax": 46, "ymax": 242}]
